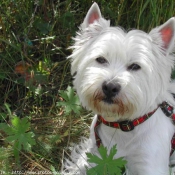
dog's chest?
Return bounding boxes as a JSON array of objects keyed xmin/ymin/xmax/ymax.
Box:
[
  {"xmin": 94, "ymin": 108, "xmax": 175, "ymax": 159},
  {"xmin": 97, "ymin": 122, "xmax": 142, "ymax": 158}
]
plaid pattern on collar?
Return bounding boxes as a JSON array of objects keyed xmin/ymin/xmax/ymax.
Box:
[
  {"xmin": 94, "ymin": 101, "xmax": 175, "ymax": 155},
  {"xmin": 160, "ymin": 101, "xmax": 175, "ymax": 155}
]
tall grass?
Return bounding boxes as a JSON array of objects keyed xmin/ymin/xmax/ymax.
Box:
[{"xmin": 0, "ymin": 0, "xmax": 175, "ymax": 173}]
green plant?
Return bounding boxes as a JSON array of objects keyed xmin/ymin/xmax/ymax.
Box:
[
  {"xmin": 0, "ymin": 104, "xmax": 35, "ymax": 164},
  {"xmin": 57, "ymin": 86, "xmax": 82, "ymax": 115},
  {"xmin": 86, "ymin": 145, "xmax": 126, "ymax": 175}
]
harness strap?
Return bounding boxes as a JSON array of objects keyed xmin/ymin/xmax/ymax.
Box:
[
  {"xmin": 94, "ymin": 101, "xmax": 175, "ymax": 155},
  {"xmin": 160, "ymin": 102, "xmax": 175, "ymax": 155}
]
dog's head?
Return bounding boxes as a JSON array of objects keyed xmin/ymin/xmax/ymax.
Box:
[{"xmin": 69, "ymin": 3, "xmax": 175, "ymax": 121}]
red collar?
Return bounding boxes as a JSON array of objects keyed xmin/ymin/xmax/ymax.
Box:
[
  {"xmin": 97, "ymin": 109, "xmax": 157, "ymax": 132},
  {"xmin": 94, "ymin": 101, "xmax": 175, "ymax": 155}
]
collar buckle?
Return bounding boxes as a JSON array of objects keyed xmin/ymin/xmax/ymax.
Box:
[
  {"xmin": 160, "ymin": 101, "xmax": 173, "ymax": 117},
  {"xmin": 119, "ymin": 121, "xmax": 134, "ymax": 132}
]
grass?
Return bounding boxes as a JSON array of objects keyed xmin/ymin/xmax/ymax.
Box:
[{"xmin": 0, "ymin": 0, "xmax": 175, "ymax": 174}]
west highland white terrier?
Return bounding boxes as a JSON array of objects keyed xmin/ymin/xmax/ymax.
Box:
[{"xmin": 63, "ymin": 2, "xmax": 175, "ymax": 175}]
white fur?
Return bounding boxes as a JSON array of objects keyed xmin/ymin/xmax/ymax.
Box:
[{"xmin": 62, "ymin": 2, "xmax": 175, "ymax": 175}]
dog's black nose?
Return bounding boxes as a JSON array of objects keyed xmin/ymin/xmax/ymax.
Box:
[{"xmin": 102, "ymin": 82, "xmax": 121, "ymax": 98}]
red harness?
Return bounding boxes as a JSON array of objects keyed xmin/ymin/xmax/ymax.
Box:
[{"xmin": 94, "ymin": 101, "xmax": 175, "ymax": 155}]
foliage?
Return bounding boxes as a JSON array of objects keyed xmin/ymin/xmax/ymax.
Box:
[
  {"xmin": 86, "ymin": 145, "xmax": 126, "ymax": 175},
  {"xmin": 57, "ymin": 86, "xmax": 82, "ymax": 115},
  {"xmin": 3, "ymin": 117, "xmax": 35, "ymax": 157},
  {"xmin": 0, "ymin": 104, "xmax": 35, "ymax": 163}
]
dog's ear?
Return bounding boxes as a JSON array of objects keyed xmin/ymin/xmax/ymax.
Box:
[
  {"xmin": 82, "ymin": 2, "xmax": 102, "ymax": 28},
  {"xmin": 158, "ymin": 18, "xmax": 175, "ymax": 52},
  {"xmin": 150, "ymin": 18, "xmax": 175, "ymax": 54}
]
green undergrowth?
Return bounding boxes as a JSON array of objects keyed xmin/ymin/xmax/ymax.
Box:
[{"xmin": 0, "ymin": 0, "xmax": 175, "ymax": 174}]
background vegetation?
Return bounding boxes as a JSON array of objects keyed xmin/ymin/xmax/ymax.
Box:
[{"xmin": 0, "ymin": 0, "xmax": 175, "ymax": 174}]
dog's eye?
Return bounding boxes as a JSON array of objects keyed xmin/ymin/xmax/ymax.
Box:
[
  {"xmin": 96, "ymin": 57, "xmax": 108, "ymax": 64},
  {"xmin": 127, "ymin": 63, "xmax": 141, "ymax": 71}
]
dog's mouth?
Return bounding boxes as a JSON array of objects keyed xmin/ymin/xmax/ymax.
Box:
[
  {"xmin": 91, "ymin": 91, "xmax": 135, "ymax": 117},
  {"xmin": 102, "ymin": 98, "xmax": 114, "ymax": 104}
]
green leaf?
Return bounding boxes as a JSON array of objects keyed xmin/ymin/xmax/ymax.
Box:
[
  {"xmin": 0, "ymin": 116, "xmax": 36, "ymax": 161},
  {"xmin": 86, "ymin": 152, "xmax": 103, "ymax": 165},
  {"xmin": 86, "ymin": 145, "xmax": 127, "ymax": 175},
  {"xmin": 98, "ymin": 146, "xmax": 108, "ymax": 160},
  {"xmin": 57, "ymin": 86, "xmax": 82, "ymax": 115}
]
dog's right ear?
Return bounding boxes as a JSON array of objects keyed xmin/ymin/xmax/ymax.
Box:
[{"xmin": 82, "ymin": 3, "xmax": 102, "ymax": 29}]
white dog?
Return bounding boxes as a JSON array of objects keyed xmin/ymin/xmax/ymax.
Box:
[{"xmin": 63, "ymin": 2, "xmax": 175, "ymax": 175}]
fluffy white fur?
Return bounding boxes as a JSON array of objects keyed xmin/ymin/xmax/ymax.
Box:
[{"xmin": 62, "ymin": 2, "xmax": 175, "ymax": 175}]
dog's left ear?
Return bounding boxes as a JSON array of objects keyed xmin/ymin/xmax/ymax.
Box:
[
  {"xmin": 82, "ymin": 2, "xmax": 102, "ymax": 29},
  {"xmin": 159, "ymin": 18, "xmax": 175, "ymax": 52},
  {"xmin": 150, "ymin": 18, "xmax": 175, "ymax": 54}
]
